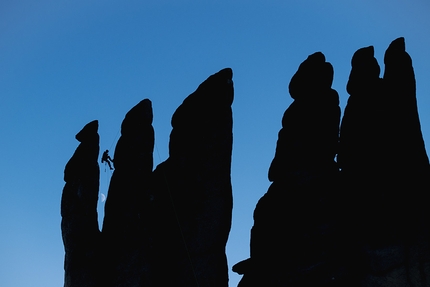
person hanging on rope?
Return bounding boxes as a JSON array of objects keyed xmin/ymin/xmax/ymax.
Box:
[{"xmin": 101, "ymin": 149, "xmax": 114, "ymax": 170}]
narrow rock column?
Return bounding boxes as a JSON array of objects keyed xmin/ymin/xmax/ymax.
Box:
[
  {"xmin": 101, "ymin": 99, "xmax": 154, "ymax": 287},
  {"xmin": 234, "ymin": 53, "xmax": 343, "ymax": 286},
  {"xmin": 150, "ymin": 68, "xmax": 234, "ymax": 287},
  {"xmin": 61, "ymin": 120, "xmax": 101, "ymax": 287},
  {"xmin": 339, "ymin": 37, "xmax": 430, "ymax": 286}
]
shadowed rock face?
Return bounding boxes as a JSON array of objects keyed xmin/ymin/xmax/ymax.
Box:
[
  {"xmin": 61, "ymin": 39, "xmax": 430, "ymax": 287},
  {"xmin": 61, "ymin": 68, "xmax": 233, "ymax": 287},
  {"xmin": 269, "ymin": 52, "xmax": 340, "ymax": 181},
  {"xmin": 338, "ymin": 45, "xmax": 384, "ymax": 175},
  {"xmin": 150, "ymin": 67, "xmax": 234, "ymax": 287},
  {"xmin": 234, "ymin": 53, "xmax": 343, "ymax": 286},
  {"xmin": 339, "ymin": 37, "xmax": 430, "ymax": 286},
  {"xmin": 383, "ymin": 38, "xmax": 429, "ymax": 173},
  {"xmin": 61, "ymin": 120, "xmax": 101, "ymax": 287},
  {"xmin": 101, "ymin": 99, "xmax": 154, "ymax": 287}
]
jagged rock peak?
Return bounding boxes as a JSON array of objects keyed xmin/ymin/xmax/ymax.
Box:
[
  {"xmin": 61, "ymin": 120, "xmax": 101, "ymax": 287},
  {"xmin": 267, "ymin": 52, "xmax": 340, "ymax": 182},
  {"xmin": 236, "ymin": 52, "xmax": 342, "ymax": 286},
  {"xmin": 101, "ymin": 99, "xmax": 154, "ymax": 287},
  {"xmin": 121, "ymin": 99, "xmax": 153, "ymax": 134},
  {"xmin": 149, "ymin": 67, "xmax": 234, "ymax": 287},
  {"xmin": 350, "ymin": 46, "xmax": 375, "ymax": 65},
  {"xmin": 171, "ymin": 67, "xmax": 233, "ymax": 127},
  {"xmin": 346, "ymin": 46, "xmax": 381, "ymax": 95},
  {"xmin": 75, "ymin": 120, "xmax": 99, "ymax": 143},
  {"xmin": 111, "ymin": 99, "xmax": 154, "ymax": 172},
  {"xmin": 64, "ymin": 120, "xmax": 100, "ymax": 182},
  {"xmin": 384, "ymin": 37, "xmax": 406, "ymax": 61},
  {"xmin": 383, "ymin": 37, "xmax": 414, "ymax": 88},
  {"xmin": 190, "ymin": 67, "xmax": 233, "ymax": 104},
  {"xmin": 350, "ymin": 46, "xmax": 380, "ymax": 75},
  {"xmin": 289, "ymin": 52, "xmax": 335, "ymax": 100}
]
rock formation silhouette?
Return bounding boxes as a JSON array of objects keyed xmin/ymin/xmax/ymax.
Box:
[
  {"xmin": 233, "ymin": 38, "xmax": 430, "ymax": 287},
  {"xmin": 339, "ymin": 37, "xmax": 430, "ymax": 286},
  {"xmin": 101, "ymin": 99, "xmax": 154, "ymax": 286},
  {"xmin": 149, "ymin": 67, "xmax": 233, "ymax": 287},
  {"xmin": 61, "ymin": 120, "xmax": 101, "ymax": 287},
  {"xmin": 233, "ymin": 52, "xmax": 345, "ymax": 286},
  {"xmin": 61, "ymin": 68, "xmax": 233, "ymax": 287},
  {"xmin": 62, "ymin": 38, "xmax": 430, "ymax": 287}
]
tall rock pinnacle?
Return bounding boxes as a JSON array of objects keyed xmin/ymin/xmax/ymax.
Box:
[
  {"xmin": 234, "ymin": 53, "xmax": 343, "ymax": 286},
  {"xmin": 102, "ymin": 99, "xmax": 154, "ymax": 287},
  {"xmin": 61, "ymin": 69, "xmax": 233, "ymax": 287},
  {"xmin": 61, "ymin": 120, "xmax": 101, "ymax": 287},
  {"xmin": 339, "ymin": 37, "xmax": 430, "ymax": 286},
  {"xmin": 149, "ymin": 67, "xmax": 234, "ymax": 287}
]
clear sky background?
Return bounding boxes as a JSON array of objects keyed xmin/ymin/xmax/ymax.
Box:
[{"xmin": 1, "ymin": 1, "xmax": 430, "ymax": 286}]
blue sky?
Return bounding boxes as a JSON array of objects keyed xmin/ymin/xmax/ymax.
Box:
[{"xmin": 1, "ymin": 1, "xmax": 430, "ymax": 286}]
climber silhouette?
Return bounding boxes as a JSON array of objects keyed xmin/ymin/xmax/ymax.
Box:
[{"xmin": 101, "ymin": 149, "xmax": 114, "ymax": 170}]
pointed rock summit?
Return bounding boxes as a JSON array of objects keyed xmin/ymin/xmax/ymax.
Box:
[
  {"xmin": 150, "ymin": 67, "xmax": 234, "ymax": 287},
  {"xmin": 61, "ymin": 68, "xmax": 233, "ymax": 287},
  {"xmin": 61, "ymin": 120, "xmax": 101, "ymax": 287},
  {"xmin": 234, "ymin": 53, "xmax": 343, "ymax": 286},
  {"xmin": 339, "ymin": 37, "xmax": 430, "ymax": 286},
  {"xmin": 60, "ymin": 39, "xmax": 430, "ymax": 287},
  {"xmin": 269, "ymin": 52, "xmax": 340, "ymax": 181},
  {"xmin": 102, "ymin": 99, "xmax": 154, "ymax": 287}
]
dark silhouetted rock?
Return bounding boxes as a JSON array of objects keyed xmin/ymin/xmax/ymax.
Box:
[
  {"xmin": 61, "ymin": 120, "xmax": 101, "ymax": 287},
  {"xmin": 234, "ymin": 53, "xmax": 344, "ymax": 286},
  {"xmin": 269, "ymin": 52, "xmax": 340, "ymax": 181},
  {"xmin": 60, "ymin": 39, "xmax": 430, "ymax": 287},
  {"xmin": 149, "ymin": 67, "xmax": 234, "ymax": 287},
  {"xmin": 339, "ymin": 37, "xmax": 430, "ymax": 286},
  {"xmin": 101, "ymin": 99, "xmax": 154, "ymax": 287},
  {"xmin": 61, "ymin": 69, "xmax": 233, "ymax": 287}
]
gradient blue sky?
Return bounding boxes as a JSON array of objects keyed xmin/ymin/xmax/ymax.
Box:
[{"xmin": 1, "ymin": 1, "xmax": 430, "ymax": 286}]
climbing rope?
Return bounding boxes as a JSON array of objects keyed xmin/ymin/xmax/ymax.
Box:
[
  {"xmin": 109, "ymin": 128, "xmax": 120, "ymax": 151},
  {"xmin": 100, "ymin": 128, "xmax": 119, "ymax": 203},
  {"xmin": 105, "ymin": 162, "xmax": 112, "ymax": 183}
]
